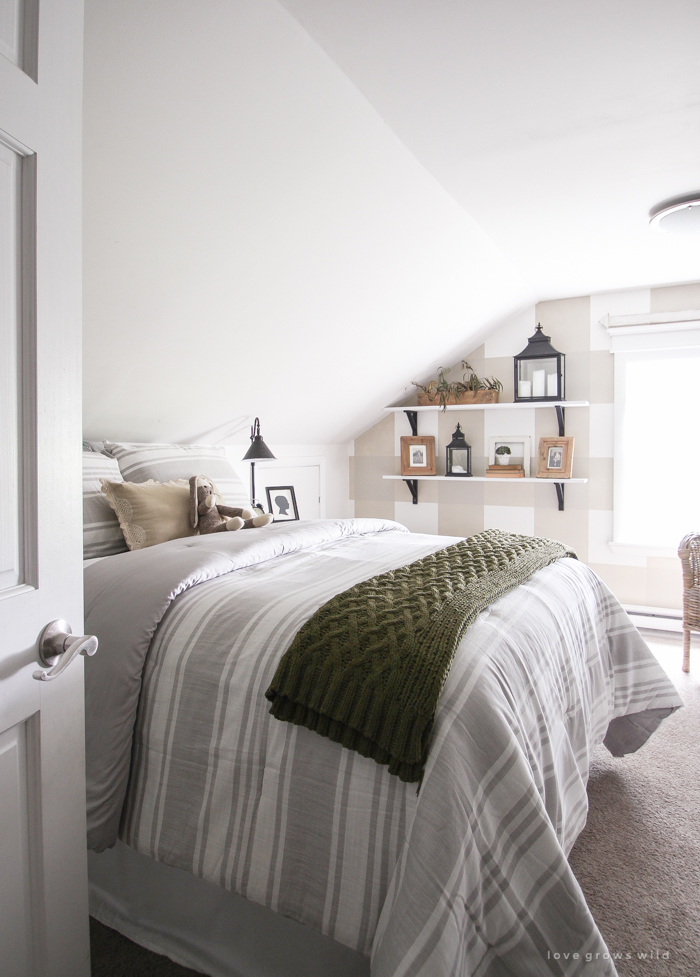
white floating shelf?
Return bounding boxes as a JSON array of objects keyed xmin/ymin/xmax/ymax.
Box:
[
  {"xmin": 384, "ymin": 401, "xmax": 589, "ymax": 412},
  {"xmin": 383, "ymin": 401, "xmax": 589, "ymax": 509},
  {"xmin": 383, "ymin": 476, "xmax": 588, "ymax": 484}
]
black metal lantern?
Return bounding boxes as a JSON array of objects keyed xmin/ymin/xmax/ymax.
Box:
[
  {"xmin": 445, "ymin": 423, "xmax": 472, "ymax": 477},
  {"xmin": 513, "ymin": 324, "xmax": 565, "ymax": 402}
]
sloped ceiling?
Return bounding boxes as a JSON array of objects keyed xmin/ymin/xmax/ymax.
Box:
[
  {"xmin": 82, "ymin": 0, "xmax": 699, "ymax": 446},
  {"xmin": 279, "ymin": 0, "xmax": 700, "ymax": 298}
]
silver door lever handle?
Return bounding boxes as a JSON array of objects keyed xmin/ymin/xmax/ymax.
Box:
[{"xmin": 33, "ymin": 619, "xmax": 98, "ymax": 682}]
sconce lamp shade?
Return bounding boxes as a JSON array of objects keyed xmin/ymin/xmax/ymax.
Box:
[
  {"xmin": 445, "ymin": 423, "xmax": 472, "ymax": 477},
  {"xmin": 242, "ymin": 417, "xmax": 276, "ymax": 461},
  {"xmin": 513, "ymin": 324, "xmax": 565, "ymax": 402}
]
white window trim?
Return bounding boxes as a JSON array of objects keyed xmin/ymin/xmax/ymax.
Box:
[
  {"xmin": 603, "ymin": 309, "xmax": 700, "ymax": 352},
  {"xmin": 606, "ymin": 310, "xmax": 700, "ymax": 556}
]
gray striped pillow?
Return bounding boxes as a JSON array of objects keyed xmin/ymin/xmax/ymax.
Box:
[
  {"xmin": 83, "ymin": 453, "xmax": 129, "ymax": 559},
  {"xmin": 102, "ymin": 442, "xmax": 249, "ymax": 509}
]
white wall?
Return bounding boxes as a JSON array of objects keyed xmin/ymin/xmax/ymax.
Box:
[
  {"xmin": 82, "ymin": 0, "xmax": 530, "ymax": 456},
  {"xmin": 278, "ymin": 0, "xmax": 700, "ymax": 300},
  {"xmin": 226, "ymin": 442, "xmax": 352, "ymax": 519}
]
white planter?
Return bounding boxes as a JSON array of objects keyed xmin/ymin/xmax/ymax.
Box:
[{"xmin": 497, "ymin": 454, "xmax": 511, "ymax": 465}]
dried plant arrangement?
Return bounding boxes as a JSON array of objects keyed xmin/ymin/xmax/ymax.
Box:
[{"xmin": 413, "ymin": 361, "xmax": 503, "ymax": 410}]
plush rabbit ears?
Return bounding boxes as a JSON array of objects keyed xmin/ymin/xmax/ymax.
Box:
[{"xmin": 189, "ymin": 475, "xmax": 202, "ymax": 528}]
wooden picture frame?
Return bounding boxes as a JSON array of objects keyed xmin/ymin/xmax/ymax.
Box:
[
  {"xmin": 400, "ymin": 436, "xmax": 436, "ymax": 476},
  {"xmin": 536, "ymin": 437, "xmax": 574, "ymax": 479},
  {"xmin": 265, "ymin": 485, "xmax": 299, "ymax": 522}
]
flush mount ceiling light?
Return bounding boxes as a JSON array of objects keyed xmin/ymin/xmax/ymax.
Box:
[{"xmin": 649, "ymin": 192, "xmax": 700, "ymax": 235}]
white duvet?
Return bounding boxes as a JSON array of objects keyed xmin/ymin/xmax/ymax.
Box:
[{"xmin": 84, "ymin": 519, "xmax": 681, "ymax": 976}]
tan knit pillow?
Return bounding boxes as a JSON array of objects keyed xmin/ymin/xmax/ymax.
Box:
[{"xmin": 100, "ymin": 478, "xmax": 196, "ymax": 550}]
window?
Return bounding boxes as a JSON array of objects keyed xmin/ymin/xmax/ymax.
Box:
[{"xmin": 608, "ymin": 310, "xmax": 700, "ymax": 553}]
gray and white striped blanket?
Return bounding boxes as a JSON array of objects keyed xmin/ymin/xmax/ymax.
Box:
[{"xmin": 84, "ymin": 519, "xmax": 681, "ymax": 976}]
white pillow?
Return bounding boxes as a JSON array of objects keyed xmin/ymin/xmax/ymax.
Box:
[
  {"xmin": 82, "ymin": 452, "xmax": 128, "ymax": 559},
  {"xmin": 102, "ymin": 442, "xmax": 249, "ymax": 509}
]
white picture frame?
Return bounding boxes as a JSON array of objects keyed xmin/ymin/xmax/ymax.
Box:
[{"xmin": 488, "ymin": 435, "xmax": 531, "ymax": 477}]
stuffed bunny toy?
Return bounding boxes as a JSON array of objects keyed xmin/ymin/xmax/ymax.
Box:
[{"xmin": 189, "ymin": 475, "xmax": 272, "ymax": 534}]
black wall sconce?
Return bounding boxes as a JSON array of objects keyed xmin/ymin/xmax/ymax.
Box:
[{"xmin": 242, "ymin": 417, "xmax": 275, "ymax": 510}]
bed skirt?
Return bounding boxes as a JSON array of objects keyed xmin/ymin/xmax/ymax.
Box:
[{"xmin": 88, "ymin": 842, "xmax": 369, "ymax": 977}]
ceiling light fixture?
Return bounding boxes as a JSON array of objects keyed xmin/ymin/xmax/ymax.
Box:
[{"xmin": 649, "ymin": 192, "xmax": 700, "ymax": 235}]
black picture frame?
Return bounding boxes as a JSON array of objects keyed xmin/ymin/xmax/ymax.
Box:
[{"xmin": 265, "ymin": 485, "xmax": 299, "ymax": 522}]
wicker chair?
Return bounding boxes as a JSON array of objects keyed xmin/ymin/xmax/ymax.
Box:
[{"xmin": 678, "ymin": 532, "xmax": 700, "ymax": 672}]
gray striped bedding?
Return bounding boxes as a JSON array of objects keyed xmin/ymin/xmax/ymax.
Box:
[
  {"xmin": 82, "ymin": 451, "xmax": 128, "ymax": 559},
  {"xmin": 84, "ymin": 519, "xmax": 682, "ymax": 976},
  {"xmin": 102, "ymin": 441, "xmax": 250, "ymax": 508}
]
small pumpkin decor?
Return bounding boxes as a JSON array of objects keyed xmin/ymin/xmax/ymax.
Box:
[{"xmin": 414, "ymin": 361, "xmax": 502, "ymax": 410}]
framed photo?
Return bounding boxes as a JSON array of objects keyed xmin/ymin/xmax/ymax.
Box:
[
  {"xmin": 265, "ymin": 485, "xmax": 299, "ymax": 522},
  {"xmin": 400, "ymin": 436, "xmax": 436, "ymax": 476},
  {"xmin": 488, "ymin": 436, "xmax": 531, "ymax": 477},
  {"xmin": 536, "ymin": 437, "xmax": 574, "ymax": 479}
]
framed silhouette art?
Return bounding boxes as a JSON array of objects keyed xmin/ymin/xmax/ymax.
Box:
[{"xmin": 266, "ymin": 485, "xmax": 299, "ymax": 522}]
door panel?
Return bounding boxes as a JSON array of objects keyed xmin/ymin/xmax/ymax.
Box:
[
  {"xmin": 0, "ymin": 0, "xmax": 38, "ymax": 79},
  {"xmin": 0, "ymin": 720, "xmax": 35, "ymax": 977},
  {"xmin": 0, "ymin": 140, "xmax": 21, "ymax": 592},
  {"xmin": 0, "ymin": 0, "xmax": 89, "ymax": 975},
  {"xmin": 0, "ymin": 0, "xmax": 23, "ymax": 66}
]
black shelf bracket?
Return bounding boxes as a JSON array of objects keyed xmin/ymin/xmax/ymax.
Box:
[
  {"xmin": 555, "ymin": 482, "xmax": 565, "ymax": 511},
  {"xmin": 404, "ymin": 409, "xmax": 418, "ymax": 436},
  {"xmin": 403, "ymin": 479, "xmax": 419, "ymax": 504},
  {"xmin": 555, "ymin": 405, "xmax": 565, "ymax": 437},
  {"xmin": 555, "ymin": 406, "xmax": 566, "ymax": 508}
]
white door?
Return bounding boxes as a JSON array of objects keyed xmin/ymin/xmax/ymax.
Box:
[
  {"xmin": 0, "ymin": 1, "xmax": 89, "ymax": 975},
  {"xmin": 256, "ymin": 463, "xmax": 322, "ymax": 520}
]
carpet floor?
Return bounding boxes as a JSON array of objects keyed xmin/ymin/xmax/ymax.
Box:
[
  {"xmin": 90, "ymin": 633, "xmax": 699, "ymax": 977},
  {"xmin": 567, "ymin": 632, "xmax": 700, "ymax": 977}
]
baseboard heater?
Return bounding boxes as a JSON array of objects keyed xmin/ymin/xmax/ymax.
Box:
[{"xmin": 623, "ymin": 604, "xmax": 683, "ymax": 633}]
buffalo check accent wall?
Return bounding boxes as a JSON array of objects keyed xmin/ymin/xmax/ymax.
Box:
[{"xmin": 351, "ymin": 281, "xmax": 700, "ymax": 610}]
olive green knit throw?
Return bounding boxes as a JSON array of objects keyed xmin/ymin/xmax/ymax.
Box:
[{"xmin": 265, "ymin": 530, "xmax": 576, "ymax": 783}]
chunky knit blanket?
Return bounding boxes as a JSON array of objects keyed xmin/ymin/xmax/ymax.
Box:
[{"xmin": 265, "ymin": 530, "xmax": 576, "ymax": 782}]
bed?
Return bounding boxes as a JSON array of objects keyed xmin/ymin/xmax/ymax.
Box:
[{"xmin": 82, "ymin": 444, "xmax": 682, "ymax": 977}]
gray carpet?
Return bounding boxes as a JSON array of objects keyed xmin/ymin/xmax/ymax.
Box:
[
  {"xmin": 91, "ymin": 633, "xmax": 699, "ymax": 977},
  {"xmin": 90, "ymin": 916, "xmax": 201, "ymax": 976},
  {"xmin": 568, "ymin": 633, "xmax": 700, "ymax": 977}
]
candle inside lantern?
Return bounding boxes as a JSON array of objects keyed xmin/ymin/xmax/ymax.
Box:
[
  {"xmin": 518, "ymin": 379, "xmax": 532, "ymax": 398},
  {"xmin": 547, "ymin": 373, "xmax": 558, "ymax": 397},
  {"xmin": 532, "ymin": 370, "xmax": 546, "ymax": 398}
]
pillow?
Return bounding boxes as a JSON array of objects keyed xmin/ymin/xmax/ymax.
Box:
[
  {"xmin": 83, "ymin": 440, "xmax": 106, "ymax": 453},
  {"xmin": 83, "ymin": 453, "xmax": 129, "ymax": 560},
  {"xmin": 103, "ymin": 442, "xmax": 249, "ymax": 508},
  {"xmin": 100, "ymin": 479, "xmax": 196, "ymax": 551}
]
